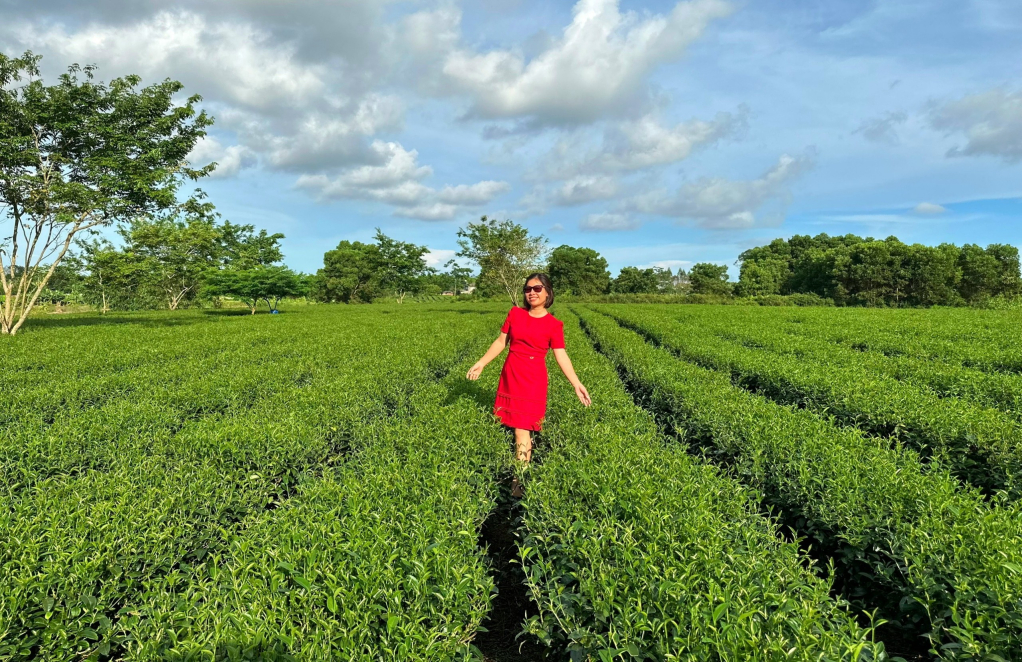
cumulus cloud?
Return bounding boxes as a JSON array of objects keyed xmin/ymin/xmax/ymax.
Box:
[
  {"xmin": 187, "ymin": 136, "xmax": 256, "ymax": 178},
  {"xmin": 627, "ymin": 151, "xmax": 815, "ymax": 228},
  {"xmin": 10, "ymin": 11, "xmax": 326, "ymax": 112},
  {"xmin": 540, "ymin": 106, "xmax": 747, "ymax": 179},
  {"xmin": 912, "ymin": 202, "xmax": 947, "ymax": 214},
  {"xmin": 423, "ymin": 248, "xmax": 457, "ymax": 268},
  {"xmin": 260, "ymin": 96, "xmax": 405, "ymax": 171},
  {"xmin": 431, "ymin": 0, "xmax": 733, "ymax": 126},
  {"xmin": 437, "ymin": 181, "xmax": 512, "ymax": 205},
  {"xmin": 579, "ymin": 212, "xmax": 640, "ymax": 232},
  {"xmin": 521, "ymin": 174, "xmax": 620, "ymax": 211},
  {"xmin": 930, "ymin": 89, "xmax": 1022, "ymax": 162},
  {"xmin": 854, "ymin": 111, "xmax": 907, "ymax": 144},
  {"xmin": 296, "ymin": 141, "xmax": 509, "ymax": 220}
]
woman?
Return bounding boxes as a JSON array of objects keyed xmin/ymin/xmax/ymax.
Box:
[{"xmin": 466, "ymin": 273, "xmax": 591, "ymax": 493}]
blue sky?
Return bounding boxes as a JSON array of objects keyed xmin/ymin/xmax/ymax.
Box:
[{"xmin": 3, "ymin": 0, "xmax": 1020, "ymax": 277}]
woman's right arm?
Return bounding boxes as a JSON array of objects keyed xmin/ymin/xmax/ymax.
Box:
[{"xmin": 466, "ymin": 332, "xmax": 508, "ymax": 380}]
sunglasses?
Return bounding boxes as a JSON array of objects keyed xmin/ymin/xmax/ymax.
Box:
[{"xmin": 523, "ymin": 285, "xmax": 545, "ymax": 293}]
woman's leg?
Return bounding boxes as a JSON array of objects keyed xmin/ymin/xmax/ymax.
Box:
[{"xmin": 514, "ymin": 427, "xmax": 533, "ymax": 463}]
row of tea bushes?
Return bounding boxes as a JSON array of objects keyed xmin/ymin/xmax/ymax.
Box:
[
  {"xmin": 517, "ymin": 309, "xmax": 886, "ymax": 661},
  {"xmin": 125, "ymin": 350, "xmax": 512, "ymax": 659},
  {"xmin": 598, "ymin": 305, "xmax": 1022, "ymax": 499},
  {"xmin": 701, "ymin": 311, "xmax": 1022, "ymax": 418},
  {"xmin": 0, "ymin": 309, "xmax": 506, "ymax": 660},
  {"xmin": 576, "ymin": 305, "xmax": 1022, "ymax": 660}
]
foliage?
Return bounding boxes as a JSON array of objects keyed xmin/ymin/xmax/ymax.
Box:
[
  {"xmin": 547, "ymin": 245, "xmax": 610, "ymax": 296},
  {"xmin": 519, "ymin": 308, "xmax": 886, "ymax": 660},
  {"xmin": 0, "ymin": 51, "xmax": 212, "ymax": 334},
  {"xmin": 737, "ymin": 234, "xmax": 1021, "ymax": 306},
  {"xmin": 610, "ymin": 266, "xmax": 659, "ymax": 293},
  {"xmin": 311, "ymin": 229, "xmax": 429, "ymax": 304},
  {"xmin": 688, "ymin": 262, "xmax": 732, "ymax": 296},
  {"xmin": 203, "ymin": 265, "xmax": 305, "ymax": 313},
  {"xmin": 578, "ymin": 304, "xmax": 1022, "ymax": 660},
  {"xmin": 0, "ymin": 306, "xmax": 511, "ymax": 659},
  {"xmin": 456, "ymin": 215, "xmax": 547, "ymax": 307},
  {"xmin": 372, "ymin": 229, "xmax": 430, "ymax": 303}
]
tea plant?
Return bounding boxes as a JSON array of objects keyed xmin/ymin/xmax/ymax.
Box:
[{"xmin": 576, "ymin": 305, "xmax": 1022, "ymax": 660}]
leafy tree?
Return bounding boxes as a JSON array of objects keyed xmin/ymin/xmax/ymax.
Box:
[
  {"xmin": 312, "ymin": 240, "xmax": 381, "ymax": 304},
  {"xmin": 117, "ymin": 204, "xmax": 221, "ymax": 310},
  {"xmin": 0, "ymin": 52, "xmax": 212, "ymax": 334},
  {"xmin": 456, "ymin": 216, "xmax": 547, "ymax": 307},
  {"xmin": 373, "ymin": 229, "xmax": 430, "ymax": 303},
  {"xmin": 204, "ymin": 265, "xmax": 303, "ymax": 314},
  {"xmin": 78, "ymin": 238, "xmax": 159, "ymax": 312},
  {"xmin": 444, "ymin": 259, "xmax": 473, "ymax": 294},
  {"xmin": 219, "ymin": 220, "xmax": 285, "ymax": 269},
  {"xmin": 548, "ymin": 245, "xmax": 610, "ymax": 296},
  {"xmin": 689, "ymin": 262, "xmax": 732, "ymax": 296},
  {"xmin": 611, "ymin": 266, "xmax": 659, "ymax": 294}
]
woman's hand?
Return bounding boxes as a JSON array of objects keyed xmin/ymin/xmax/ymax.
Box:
[
  {"xmin": 574, "ymin": 382, "xmax": 592, "ymax": 407},
  {"xmin": 466, "ymin": 363, "xmax": 484, "ymax": 381}
]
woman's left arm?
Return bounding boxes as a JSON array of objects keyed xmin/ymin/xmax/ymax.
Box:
[{"xmin": 552, "ymin": 348, "xmax": 592, "ymax": 406}]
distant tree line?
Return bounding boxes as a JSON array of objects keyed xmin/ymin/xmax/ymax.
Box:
[{"xmin": 736, "ymin": 234, "xmax": 1021, "ymax": 306}]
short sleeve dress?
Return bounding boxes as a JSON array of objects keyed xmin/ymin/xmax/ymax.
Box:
[{"xmin": 493, "ymin": 306, "xmax": 566, "ymax": 431}]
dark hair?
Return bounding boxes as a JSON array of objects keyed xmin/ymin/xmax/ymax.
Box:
[{"xmin": 521, "ymin": 272, "xmax": 554, "ymax": 309}]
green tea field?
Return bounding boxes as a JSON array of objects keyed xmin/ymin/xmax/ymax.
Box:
[{"xmin": 2, "ymin": 304, "xmax": 1021, "ymax": 661}]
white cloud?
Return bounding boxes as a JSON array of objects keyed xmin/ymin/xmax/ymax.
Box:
[
  {"xmin": 423, "ymin": 248, "xmax": 457, "ymax": 268},
  {"xmin": 579, "ymin": 212, "xmax": 640, "ymax": 232},
  {"xmin": 437, "ymin": 181, "xmax": 512, "ymax": 205},
  {"xmin": 854, "ymin": 111, "xmax": 907, "ymax": 144},
  {"xmin": 930, "ymin": 89, "xmax": 1022, "ymax": 162},
  {"xmin": 187, "ymin": 136, "xmax": 256, "ymax": 178},
  {"xmin": 296, "ymin": 141, "xmax": 508, "ymax": 220},
  {"xmin": 262, "ymin": 96, "xmax": 405, "ymax": 171},
  {"xmin": 437, "ymin": 0, "xmax": 733, "ymax": 125},
  {"xmin": 644, "ymin": 259, "xmax": 692, "ymax": 271},
  {"xmin": 912, "ymin": 202, "xmax": 946, "ymax": 214},
  {"xmin": 628, "ymin": 151, "xmax": 815, "ymax": 228},
  {"xmin": 541, "ymin": 106, "xmax": 747, "ymax": 178},
  {"xmin": 13, "ymin": 11, "xmax": 326, "ymax": 112},
  {"xmin": 549, "ymin": 223, "xmax": 565, "ymax": 232},
  {"xmin": 522, "ymin": 174, "xmax": 619, "ymax": 211}
]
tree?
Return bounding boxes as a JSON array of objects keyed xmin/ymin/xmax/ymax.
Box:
[
  {"xmin": 547, "ymin": 245, "xmax": 610, "ymax": 296},
  {"xmin": 0, "ymin": 52, "xmax": 212, "ymax": 334},
  {"xmin": 312, "ymin": 240, "xmax": 382, "ymax": 304},
  {"xmin": 117, "ymin": 203, "xmax": 221, "ymax": 310},
  {"xmin": 78, "ymin": 238, "xmax": 156, "ymax": 312},
  {"xmin": 204, "ymin": 266, "xmax": 303, "ymax": 314},
  {"xmin": 219, "ymin": 220, "xmax": 285, "ymax": 270},
  {"xmin": 444, "ymin": 259, "xmax": 473, "ymax": 295},
  {"xmin": 456, "ymin": 216, "xmax": 547, "ymax": 307},
  {"xmin": 611, "ymin": 266, "xmax": 659, "ymax": 294},
  {"xmin": 373, "ymin": 229, "xmax": 429, "ymax": 303},
  {"xmin": 689, "ymin": 263, "xmax": 732, "ymax": 296}
]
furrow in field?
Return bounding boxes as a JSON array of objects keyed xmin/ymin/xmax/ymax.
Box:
[
  {"xmin": 512, "ymin": 308, "xmax": 885, "ymax": 661},
  {"xmin": 597, "ymin": 304, "xmax": 1022, "ymax": 499},
  {"xmin": 0, "ymin": 311, "xmax": 499, "ymax": 660},
  {"xmin": 117, "ymin": 332, "xmax": 511, "ymax": 660},
  {"xmin": 575, "ymin": 304, "xmax": 1022, "ymax": 661}
]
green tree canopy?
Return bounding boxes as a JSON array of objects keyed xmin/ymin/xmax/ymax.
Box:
[
  {"xmin": 311, "ymin": 229, "xmax": 429, "ymax": 304},
  {"xmin": 373, "ymin": 229, "xmax": 430, "ymax": 303},
  {"xmin": 456, "ymin": 216, "xmax": 547, "ymax": 307},
  {"xmin": 548, "ymin": 245, "xmax": 611, "ymax": 296},
  {"xmin": 0, "ymin": 51, "xmax": 212, "ymax": 334},
  {"xmin": 611, "ymin": 266, "xmax": 660, "ymax": 294},
  {"xmin": 736, "ymin": 233, "xmax": 1020, "ymax": 306},
  {"xmin": 203, "ymin": 265, "xmax": 304, "ymax": 314},
  {"xmin": 689, "ymin": 263, "xmax": 732, "ymax": 296}
]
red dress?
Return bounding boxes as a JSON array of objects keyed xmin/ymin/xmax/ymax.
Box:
[{"xmin": 493, "ymin": 307, "xmax": 566, "ymax": 431}]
